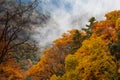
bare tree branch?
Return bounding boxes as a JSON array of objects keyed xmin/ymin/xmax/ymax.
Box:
[{"xmin": 0, "ymin": 0, "xmax": 38, "ymax": 64}]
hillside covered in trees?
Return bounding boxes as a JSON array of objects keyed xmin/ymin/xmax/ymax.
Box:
[
  {"xmin": 1, "ymin": 0, "xmax": 120, "ymax": 80},
  {"xmin": 26, "ymin": 10, "xmax": 120, "ymax": 80}
]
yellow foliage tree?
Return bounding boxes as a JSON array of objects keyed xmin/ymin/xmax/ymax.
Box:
[
  {"xmin": 65, "ymin": 54, "xmax": 78, "ymax": 71},
  {"xmin": 51, "ymin": 36, "xmax": 118, "ymax": 80},
  {"xmin": 75, "ymin": 36, "xmax": 117, "ymax": 80},
  {"xmin": 105, "ymin": 10, "xmax": 120, "ymax": 21},
  {"xmin": 116, "ymin": 18, "xmax": 120, "ymax": 30}
]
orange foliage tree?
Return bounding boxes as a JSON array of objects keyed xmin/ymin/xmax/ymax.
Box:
[
  {"xmin": 0, "ymin": 57, "xmax": 24, "ymax": 80},
  {"xmin": 26, "ymin": 29, "xmax": 85, "ymax": 80},
  {"xmin": 93, "ymin": 21, "xmax": 117, "ymax": 42}
]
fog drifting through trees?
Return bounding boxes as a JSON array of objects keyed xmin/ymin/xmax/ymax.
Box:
[{"xmin": 33, "ymin": 0, "xmax": 120, "ymax": 47}]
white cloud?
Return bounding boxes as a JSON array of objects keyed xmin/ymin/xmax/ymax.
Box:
[{"xmin": 33, "ymin": 0, "xmax": 120, "ymax": 47}]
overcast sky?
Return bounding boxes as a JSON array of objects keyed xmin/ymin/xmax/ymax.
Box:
[{"xmin": 32, "ymin": 0, "xmax": 120, "ymax": 47}]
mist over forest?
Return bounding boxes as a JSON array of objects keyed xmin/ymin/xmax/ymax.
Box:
[
  {"xmin": 33, "ymin": 0, "xmax": 120, "ymax": 47},
  {"xmin": 1, "ymin": 0, "xmax": 120, "ymax": 80}
]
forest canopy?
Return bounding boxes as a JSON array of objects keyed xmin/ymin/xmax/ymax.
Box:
[
  {"xmin": 1, "ymin": 0, "xmax": 120, "ymax": 80},
  {"xmin": 27, "ymin": 10, "xmax": 120, "ymax": 80}
]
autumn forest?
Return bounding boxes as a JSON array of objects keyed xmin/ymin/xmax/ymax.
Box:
[{"xmin": 1, "ymin": 0, "xmax": 120, "ymax": 80}]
